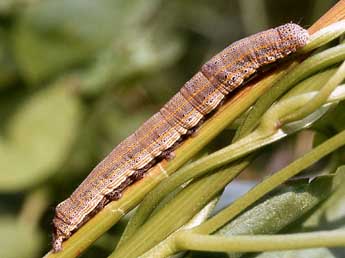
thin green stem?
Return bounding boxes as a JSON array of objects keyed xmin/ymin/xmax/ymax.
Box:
[
  {"xmin": 281, "ymin": 60, "xmax": 345, "ymax": 124},
  {"xmin": 118, "ymin": 131, "xmax": 276, "ymax": 248},
  {"xmin": 109, "ymin": 160, "xmax": 251, "ymax": 258},
  {"xmin": 281, "ymin": 68, "xmax": 337, "ymax": 99},
  {"xmin": 259, "ymin": 85, "xmax": 345, "ymax": 131},
  {"xmin": 140, "ymin": 174, "xmax": 339, "ymax": 258},
  {"xmin": 236, "ymin": 44, "xmax": 345, "ymax": 138},
  {"xmin": 301, "ymin": 20, "xmax": 345, "ymax": 53},
  {"xmin": 192, "ymin": 129, "xmax": 345, "ymax": 234},
  {"xmin": 175, "ymin": 230, "xmax": 345, "ymax": 252},
  {"xmin": 137, "ymin": 197, "xmax": 219, "ymax": 258}
]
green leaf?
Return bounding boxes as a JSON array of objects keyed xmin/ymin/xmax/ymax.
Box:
[
  {"xmin": 218, "ymin": 177, "xmax": 336, "ymax": 237},
  {"xmin": 0, "ymin": 84, "xmax": 82, "ymax": 191},
  {"xmin": 313, "ymin": 102, "xmax": 345, "ymax": 133},
  {"xmin": 186, "ymin": 177, "xmax": 339, "ymax": 258},
  {"xmin": 302, "ymin": 166, "xmax": 345, "ymax": 229},
  {"xmin": 247, "ymin": 166, "xmax": 345, "ymax": 258}
]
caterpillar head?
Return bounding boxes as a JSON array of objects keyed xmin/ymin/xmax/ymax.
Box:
[{"xmin": 276, "ymin": 23, "xmax": 310, "ymax": 51}]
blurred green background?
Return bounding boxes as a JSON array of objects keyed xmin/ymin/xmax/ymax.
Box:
[{"xmin": 0, "ymin": 0, "xmax": 338, "ymax": 257}]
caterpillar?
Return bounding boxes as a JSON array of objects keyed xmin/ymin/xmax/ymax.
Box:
[{"xmin": 52, "ymin": 23, "xmax": 309, "ymax": 252}]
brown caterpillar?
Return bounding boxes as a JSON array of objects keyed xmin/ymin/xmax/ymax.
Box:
[{"xmin": 52, "ymin": 23, "xmax": 309, "ymax": 252}]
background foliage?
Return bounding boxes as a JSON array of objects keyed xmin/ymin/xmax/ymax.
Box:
[{"xmin": 0, "ymin": 0, "xmax": 341, "ymax": 257}]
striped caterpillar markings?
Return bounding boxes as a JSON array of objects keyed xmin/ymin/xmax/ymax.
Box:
[{"xmin": 52, "ymin": 23, "xmax": 309, "ymax": 252}]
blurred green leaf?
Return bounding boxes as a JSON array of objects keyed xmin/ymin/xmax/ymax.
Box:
[
  {"xmin": 0, "ymin": 27, "xmax": 17, "ymax": 87},
  {"xmin": 13, "ymin": 0, "xmax": 162, "ymax": 84},
  {"xmin": 0, "ymin": 216, "xmax": 42, "ymax": 258},
  {"xmin": 0, "ymin": 84, "xmax": 82, "ymax": 191},
  {"xmin": 79, "ymin": 29, "xmax": 184, "ymax": 95}
]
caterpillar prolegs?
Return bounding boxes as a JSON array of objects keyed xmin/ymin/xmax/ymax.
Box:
[{"xmin": 52, "ymin": 23, "xmax": 309, "ymax": 252}]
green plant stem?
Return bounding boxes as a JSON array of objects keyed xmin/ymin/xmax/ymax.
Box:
[
  {"xmin": 120, "ymin": 83, "xmax": 345, "ymax": 249},
  {"xmin": 192, "ymin": 129, "xmax": 345, "ymax": 235},
  {"xmin": 174, "ymin": 230, "xmax": 345, "ymax": 253},
  {"xmin": 281, "ymin": 60, "xmax": 345, "ymax": 124},
  {"xmin": 301, "ymin": 20, "xmax": 345, "ymax": 53},
  {"xmin": 281, "ymin": 68, "xmax": 337, "ymax": 99},
  {"xmin": 109, "ymin": 160, "xmax": 251, "ymax": 258},
  {"xmin": 236, "ymin": 44, "xmax": 345, "ymax": 139},
  {"xmin": 259, "ymin": 85, "xmax": 345, "ymax": 131},
  {"xmin": 140, "ymin": 174, "xmax": 338, "ymax": 258},
  {"xmin": 138, "ymin": 196, "xmax": 219, "ymax": 258},
  {"xmin": 144, "ymin": 128, "xmax": 345, "ymax": 258},
  {"xmin": 118, "ymin": 131, "xmax": 277, "ymax": 247},
  {"xmin": 236, "ymin": 20, "xmax": 345, "ymax": 139}
]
